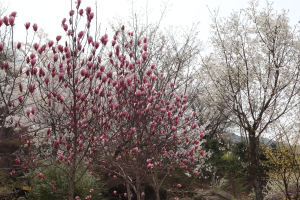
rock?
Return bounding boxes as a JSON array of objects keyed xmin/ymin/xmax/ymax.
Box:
[
  {"xmin": 194, "ymin": 190, "xmax": 233, "ymax": 200},
  {"xmin": 181, "ymin": 197, "xmax": 193, "ymax": 200}
]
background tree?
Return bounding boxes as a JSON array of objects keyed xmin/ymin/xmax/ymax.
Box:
[
  {"xmin": 200, "ymin": 1, "xmax": 300, "ymax": 200},
  {"xmin": 263, "ymin": 124, "xmax": 300, "ymax": 200}
]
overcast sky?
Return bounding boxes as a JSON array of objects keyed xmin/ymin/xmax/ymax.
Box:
[
  {"xmin": 6, "ymin": 0, "xmax": 300, "ymax": 47},
  {"xmin": 6, "ymin": 0, "xmax": 300, "ymax": 141}
]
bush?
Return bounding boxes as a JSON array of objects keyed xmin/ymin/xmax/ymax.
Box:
[{"xmin": 27, "ymin": 163, "xmax": 107, "ymax": 200}]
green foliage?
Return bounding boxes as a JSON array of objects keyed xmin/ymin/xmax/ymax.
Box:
[
  {"xmin": 200, "ymin": 135, "xmax": 228, "ymax": 185},
  {"xmin": 161, "ymin": 165, "xmax": 197, "ymax": 191},
  {"xmin": 27, "ymin": 163, "xmax": 107, "ymax": 200},
  {"xmin": 221, "ymin": 152, "xmax": 248, "ymax": 198}
]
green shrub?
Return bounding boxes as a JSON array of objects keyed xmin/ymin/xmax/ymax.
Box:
[{"xmin": 27, "ymin": 163, "xmax": 107, "ymax": 200}]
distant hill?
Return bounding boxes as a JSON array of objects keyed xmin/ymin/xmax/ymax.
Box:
[{"xmin": 229, "ymin": 134, "xmax": 280, "ymax": 147}]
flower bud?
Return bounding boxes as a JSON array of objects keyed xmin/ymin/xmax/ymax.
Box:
[
  {"xmin": 69, "ymin": 10, "xmax": 75, "ymax": 16},
  {"xmin": 56, "ymin": 35, "xmax": 62, "ymax": 42},
  {"xmin": 9, "ymin": 12, "xmax": 17, "ymax": 18},
  {"xmin": 79, "ymin": 9, "xmax": 84, "ymax": 16},
  {"xmin": 24, "ymin": 22, "xmax": 30, "ymax": 29},
  {"xmin": 17, "ymin": 42, "xmax": 21, "ymax": 49},
  {"xmin": 85, "ymin": 7, "xmax": 92, "ymax": 14},
  {"xmin": 48, "ymin": 40, "xmax": 54, "ymax": 47},
  {"xmin": 3, "ymin": 16, "xmax": 8, "ymax": 25},
  {"xmin": 33, "ymin": 23, "xmax": 38, "ymax": 31},
  {"xmin": 8, "ymin": 17, "xmax": 15, "ymax": 26}
]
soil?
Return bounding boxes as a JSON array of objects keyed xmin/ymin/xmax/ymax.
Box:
[{"xmin": 164, "ymin": 179, "xmax": 256, "ymax": 200}]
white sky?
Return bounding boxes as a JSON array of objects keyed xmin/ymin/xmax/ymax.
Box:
[
  {"xmin": 7, "ymin": 0, "xmax": 300, "ymax": 47},
  {"xmin": 6, "ymin": 0, "xmax": 300, "ymax": 141}
]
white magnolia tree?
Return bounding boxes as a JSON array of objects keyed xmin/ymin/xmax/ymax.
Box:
[{"xmin": 199, "ymin": 1, "xmax": 300, "ymax": 200}]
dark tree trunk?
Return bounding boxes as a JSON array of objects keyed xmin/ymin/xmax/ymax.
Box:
[{"xmin": 249, "ymin": 131, "xmax": 263, "ymax": 200}]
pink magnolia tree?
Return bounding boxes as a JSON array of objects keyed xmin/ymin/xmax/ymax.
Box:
[
  {"xmin": 0, "ymin": 11, "xmax": 37, "ymax": 168},
  {"xmin": 3, "ymin": 1, "xmax": 212, "ymax": 200},
  {"xmin": 96, "ymin": 28, "xmax": 212, "ymax": 200},
  {"xmin": 9, "ymin": 1, "xmax": 119, "ymax": 199}
]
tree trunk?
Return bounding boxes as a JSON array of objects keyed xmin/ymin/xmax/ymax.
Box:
[
  {"xmin": 136, "ymin": 174, "xmax": 141, "ymax": 200},
  {"xmin": 68, "ymin": 162, "xmax": 76, "ymax": 200},
  {"xmin": 154, "ymin": 174, "xmax": 160, "ymax": 200},
  {"xmin": 155, "ymin": 189, "xmax": 160, "ymax": 200},
  {"xmin": 126, "ymin": 177, "xmax": 132, "ymax": 200},
  {"xmin": 249, "ymin": 132, "xmax": 264, "ymax": 200}
]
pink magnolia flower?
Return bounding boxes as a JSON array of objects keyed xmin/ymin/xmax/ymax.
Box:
[
  {"xmin": 26, "ymin": 110, "xmax": 30, "ymax": 117},
  {"xmin": 33, "ymin": 23, "xmax": 38, "ymax": 31},
  {"xmin": 85, "ymin": 7, "xmax": 92, "ymax": 14},
  {"xmin": 54, "ymin": 54, "xmax": 59, "ymax": 62},
  {"xmin": 48, "ymin": 40, "xmax": 54, "ymax": 47},
  {"xmin": 79, "ymin": 9, "xmax": 84, "ymax": 16},
  {"xmin": 9, "ymin": 12, "xmax": 17, "ymax": 18},
  {"xmin": 56, "ymin": 35, "xmax": 62, "ymax": 41},
  {"xmin": 85, "ymin": 196, "xmax": 91, "ymax": 200},
  {"xmin": 107, "ymin": 70, "xmax": 113, "ymax": 78},
  {"xmin": 15, "ymin": 158, "xmax": 20, "ymax": 165},
  {"xmin": 113, "ymin": 190, "xmax": 117, "ymax": 195},
  {"xmin": 88, "ymin": 36, "xmax": 93, "ymax": 44},
  {"xmin": 143, "ymin": 43, "xmax": 148, "ymax": 51},
  {"xmin": 78, "ymin": 31, "xmax": 84, "ymax": 39},
  {"xmin": 200, "ymin": 130, "xmax": 204, "ymax": 139},
  {"xmin": 10, "ymin": 170, "xmax": 15, "ymax": 176},
  {"xmin": 90, "ymin": 189, "xmax": 94, "ymax": 193},
  {"xmin": 124, "ymin": 193, "xmax": 127, "ymax": 197},
  {"xmin": 132, "ymin": 147, "xmax": 138, "ymax": 152},
  {"xmin": 37, "ymin": 173, "xmax": 44, "ymax": 180},
  {"xmin": 45, "ymin": 78, "xmax": 49, "ymax": 85},
  {"xmin": 0, "ymin": 42, "xmax": 3, "ymax": 51},
  {"xmin": 17, "ymin": 42, "xmax": 21, "ymax": 49},
  {"xmin": 100, "ymin": 34, "xmax": 108, "ymax": 45},
  {"xmin": 177, "ymin": 184, "xmax": 181, "ymax": 189},
  {"xmin": 24, "ymin": 22, "xmax": 30, "ymax": 29},
  {"xmin": 69, "ymin": 10, "xmax": 75, "ymax": 16},
  {"xmin": 100, "ymin": 65, "xmax": 105, "ymax": 72},
  {"xmin": 142, "ymin": 192, "xmax": 145, "ymax": 197},
  {"xmin": 8, "ymin": 17, "xmax": 14, "ymax": 26},
  {"xmin": 200, "ymin": 150, "xmax": 205, "ymax": 155},
  {"xmin": 3, "ymin": 16, "xmax": 8, "ymax": 25},
  {"xmin": 30, "ymin": 58, "xmax": 36, "ymax": 66}
]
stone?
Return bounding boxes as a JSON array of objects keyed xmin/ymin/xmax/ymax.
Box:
[{"xmin": 194, "ymin": 190, "xmax": 233, "ymax": 200}]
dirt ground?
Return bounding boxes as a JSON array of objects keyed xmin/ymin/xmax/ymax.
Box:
[{"xmin": 165, "ymin": 179, "xmax": 256, "ymax": 200}]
